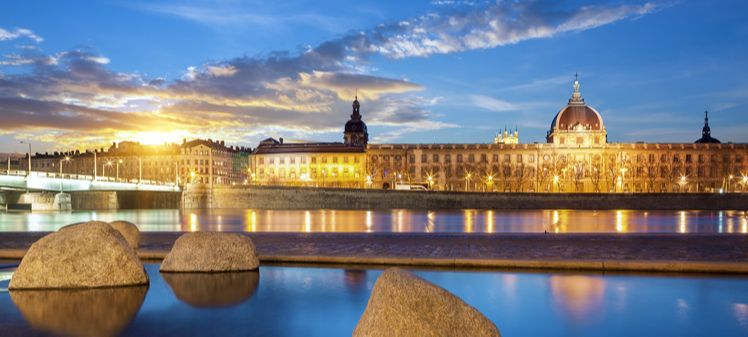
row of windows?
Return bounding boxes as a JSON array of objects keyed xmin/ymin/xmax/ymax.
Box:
[
  {"xmin": 258, "ymin": 166, "xmax": 360, "ymax": 176},
  {"xmin": 258, "ymin": 156, "xmax": 361, "ymax": 165}
]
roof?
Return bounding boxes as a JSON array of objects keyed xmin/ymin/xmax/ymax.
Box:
[{"xmin": 253, "ymin": 142, "xmax": 366, "ymax": 155}]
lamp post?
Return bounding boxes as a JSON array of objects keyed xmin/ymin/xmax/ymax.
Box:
[
  {"xmin": 103, "ymin": 161, "xmax": 112, "ymax": 180},
  {"xmin": 59, "ymin": 156, "xmax": 70, "ymax": 191},
  {"xmin": 116, "ymin": 159, "xmax": 122, "ymax": 180},
  {"xmin": 20, "ymin": 141, "xmax": 31, "ymax": 176},
  {"xmin": 553, "ymin": 175, "xmax": 560, "ymax": 193},
  {"xmin": 465, "ymin": 173, "xmax": 472, "ymax": 192},
  {"xmin": 679, "ymin": 175, "xmax": 688, "ymax": 192},
  {"xmin": 427, "ymin": 174, "xmax": 434, "ymax": 190},
  {"xmin": 728, "ymin": 174, "xmax": 734, "ymax": 193}
]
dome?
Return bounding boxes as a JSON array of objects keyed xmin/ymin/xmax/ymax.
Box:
[
  {"xmin": 345, "ymin": 119, "xmax": 368, "ymax": 133},
  {"xmin": 550, "ymin": 104, "xmax": 604, "ymax": 131},
  {"xmin": 549, "ymin": 76, "xmax": 605, "ymax": 133},
  {"xmin": 695, "ymin": 110, "xmax": 720, "ymax": 143}
]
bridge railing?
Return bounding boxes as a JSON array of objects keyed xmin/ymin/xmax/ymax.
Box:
[{"xmin": 1, "ymin": 170, "xmax": 179, "ymax": 190}]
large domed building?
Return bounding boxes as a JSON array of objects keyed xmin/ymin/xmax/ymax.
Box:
[
  {"xmin": 547, "ymin": 76, "xmax": 607, "ymax": 146},
  {"xmin": 251, "ymin": 76, "xmax": 747, "ymax": 193}
]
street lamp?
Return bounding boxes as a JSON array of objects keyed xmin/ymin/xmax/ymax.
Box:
[
  {"xmin": 679, "ymin": 175, "xmax": 688, "ymax": 192},
  {"xmin": 19, "ymin": 141, "xmax": 31, "ymax": 176},
  {"xmin": 465, "ymin": 173, "xmax": 472, "ymax": 191},
  {"xmin": 116, "ymin": 159, "xmax": 123, "ymax": 180},
  {"xmin": 102, "ymin": 161, "xmax": 112, "ymax": 180},
  {"xmin": 553, "ymin": 175, "xmax": 560, "ymax": 192},
  {"xmin": 59, "ymin": 156, "xmax": 70, "ymax": 191},
  {"xmin": 426, "ymin": 174, "xmax": 434, "ymax": 190},
  {"xmin": 190, "ymin": 170, "xmax": 196, "ymax": 183},
  {"xmin": 366, "ymin": 175, "xmax": 373, "ymax": 189}
]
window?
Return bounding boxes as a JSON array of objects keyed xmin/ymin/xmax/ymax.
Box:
[
  {"xmin": 480, "ymin": 154, "xmax": 487, "ymax": 163},
  {"xmin": 492, "ymin": 154, "xmax": 499, "ymax": 162},
  {"xmin": 685, "ymin": 154, "xmax": 692, "ymax": 163},
  {"xmin": 333, "ymin": 157, "xmax": 338, "ymax": 163},
  {"xmin": 421, "ymin": 154, "xmax": 427, "ymax": 163},
  {"xmin": 433, "ymin": 154, "xmax": 439, "ymax": 163},
  {"xmin": 457, "ymin": 154, "xmax": 463, "ymax": 163},
  {"xmin": 445, "ymin": 154, "xmax": 451, "ymax": 163},
  {"xmin": 344, "ymin": 156, "xmax": 349, "ymax": 163},
  {"xmin": 311, "ymin": 157, "xmax": 316, "ymax": 164},
  {"xmin": 517, "ymin": 154, "xmax": 523, "ymax": 163},
  {"xmin": 468, "ymin": 154, "xmax": 475, "ymax": 163},
  {"xmin": 504, "ymin": 154, "xmax": 511, "ymax": 162}
]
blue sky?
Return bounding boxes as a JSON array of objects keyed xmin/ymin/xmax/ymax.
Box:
[{"xmin": 1, "ymin": 0, "xmax": 747, "ymax": 153}]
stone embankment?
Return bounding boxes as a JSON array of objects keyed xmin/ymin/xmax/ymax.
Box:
[
  {"xmin": 3, "ymin": 232, "xmax": 748, "ymax": 274},
  {"xmin": 183, "ymin": 185, "xmax": 748, "ymax": 210}
]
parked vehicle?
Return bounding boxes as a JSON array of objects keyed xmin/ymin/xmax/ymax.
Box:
[{"xmin": 394, "ymin": 183, "xmax": 429, "ymax": 191}]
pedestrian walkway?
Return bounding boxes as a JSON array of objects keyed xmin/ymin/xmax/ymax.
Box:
[{"xmin": 1, "ymin": 232, "xmax": 747, "ymax": 273}]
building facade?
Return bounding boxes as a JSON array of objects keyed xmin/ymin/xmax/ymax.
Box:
[
  {"xmin": 25, "ymin": 139, "xmax": 251, "ymax": 186},
  {"xmin": 250, "ymin": 97, "xmax": 368, "ymax": 187},
  {"xmin": 252, "ymin": 78, "xmax": 748, "ymax": 193}
]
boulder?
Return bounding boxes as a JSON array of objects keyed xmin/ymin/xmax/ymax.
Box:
[
  {"xmin": 9, "ymin": 221, "xmax": 148, "ymax": 289},
  {"xmin": 353, "ymin": 268, "xmax": 500, "ymax": 337},
  {"xmin": 163, "ymin": 271, "xmax": 259, "ymax": 307},
  {"xmin": 160, "ymin": 232, "xmax": 259, "ymax": 272},
  {"xmin": 109, "ymin": 220, "xmax": 140, "ymax": 249},
  {"xmin": 10, "ymin": 285, "xmax": 147, "ymax": 337}
]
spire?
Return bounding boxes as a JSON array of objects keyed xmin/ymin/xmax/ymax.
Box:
[
  {"xmin": 702, "ymin": 110, "xmax": 711, "ymax": 137},
  {"xmin": 570, "ymin": 73, "xmax": 584, "ymax": 104},
  {"xmin": 351, "ymin": 95, "xmax": 361, "ymax": 120}
]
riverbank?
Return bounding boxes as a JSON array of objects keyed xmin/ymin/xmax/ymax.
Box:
[
  {"xmin": 183, "ymin": 185, "xmax": 748, "ymax": 210},
  {"xmin": 2, "ymin": 232, "xmax": 747, "ymax": 274}
]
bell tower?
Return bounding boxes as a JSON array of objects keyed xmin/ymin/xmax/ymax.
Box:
[{"xmin": 343, "ymin": 96, "xmax": 369, "ymax": 146}]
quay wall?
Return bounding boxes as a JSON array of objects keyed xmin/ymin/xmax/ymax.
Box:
[
  {"xmin": 71, "ymin": 191, "xmax": 181, "ymax": 210},
  {"xmin": 183, "ymin": 185, "xmax": 748, "ymax": 210}
]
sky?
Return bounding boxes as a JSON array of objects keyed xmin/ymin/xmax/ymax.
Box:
[{"xmin": 1, "ymin": 0, "xmax": 747, "ymax": 153}]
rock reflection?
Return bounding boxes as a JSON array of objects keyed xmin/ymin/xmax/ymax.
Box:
[
  {"xmin": 163, "ymin": 271, "xmax": 259, "ymax": 308},
  {"xmin": 10, "ymin": 285, "xmax": 147, "ymax": 337},
  {"xmin": 549, "ymin": 275, "xmax": 606, "ymax": 323},
  {"xmin": 344, "ymin": 269, "xmax": 368, "ymax": 289}
]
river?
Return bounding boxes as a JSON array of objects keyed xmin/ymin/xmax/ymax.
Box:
[{"xmin": 1, "ymin": 209, "xmax": 747, "ymax": 233}]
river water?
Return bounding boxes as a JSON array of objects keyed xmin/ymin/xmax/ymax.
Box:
[
  {"xmin": 0, "ymin": 209, "xmax": 747, "ymax": 233},
  {"xmin": 1, "ymin": 264, "xmax": 747, "ymax": 337}
]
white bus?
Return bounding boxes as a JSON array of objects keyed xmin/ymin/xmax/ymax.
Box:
[{"xmin": 394, "ymin": 183, "xmax": 429, "ymax": 191}]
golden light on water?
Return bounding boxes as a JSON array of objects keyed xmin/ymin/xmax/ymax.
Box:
[
  {"xmin": 678, "ymin": 211, "xmax": 687, "ymax": 234},
  {"xmin": 189, "ymin": 213, "xmax": 198, "ymax": 232},
  {"xmin": 615, "ymin": 210, "xmax": 628, "ymax": 233},
  {"xmin": 464, "ymin": 209, "xmax": 474, "ymax": 233},
  {"xmin": 486, "ymin": 210, "xmax": 495, "ymax": 233},
  {"xmin": 366, "ymin": 210, "xmax": 373, "ymax": 232},
  {"xmin": 304, "ymin": 210, "xmax": 312, "ymax": 233}
]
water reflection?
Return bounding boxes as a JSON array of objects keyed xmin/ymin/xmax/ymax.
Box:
[
  {"xmin": 549, "ymin": 275, "xmax": 606, "ymax": 323},
  {"xmin": 1, "ymin": 209, "xmax": 747, "ymax": 233},
  {"xmin": 162, "ymin": 271, "xmax": 259, "ymax": 308},
  {"xmin": 10, "ymin": 285, "xmax": 147, "ymax": 337}
]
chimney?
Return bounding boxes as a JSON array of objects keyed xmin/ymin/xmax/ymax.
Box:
[{"xmin": 279, "ymin": 137, "xmax": 284, "ymax": 144}]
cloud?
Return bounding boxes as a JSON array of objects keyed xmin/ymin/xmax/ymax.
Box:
[
  {"xmin": 339, "ymin": 1, "xmax": 665, "ymax": 59},
  {"xmin": 0, "ymin": 1, "xmax": 668, "ymax": 151},
  {"xmin": 471, "ymin": 95, "xmax": 519, "ymax": 112},
  {"xmin": 0, "ymin": 27, "xmax": 43, "ymax": 43}
]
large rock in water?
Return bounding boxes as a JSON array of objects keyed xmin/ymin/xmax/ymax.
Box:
[
  {"xmin": 160, "ymin": 232, "xmax": 259, "ymax": 272},
  {"xmin": 353, "ymin": 268, "xmax": 501, "ymax": 337},
  {"xmin": 109, "ymin": 220, "xmax": 140, "ymax": 249},
  {"xmin": 9, "ymin": 221, "xmax": 148, "ymax": 289}
]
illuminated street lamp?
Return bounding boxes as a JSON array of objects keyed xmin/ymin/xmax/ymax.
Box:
[
  {"xmin": 116, "ymin": 159, "xmax": 123, "ymax": 180},
  {"xmin": 190, "ymin": 170, "xmax": 196, "ymax": 183},
  {"xmin": 59, "ymin": 156, "xmax": 70, "ymax": 191},
  {"xmin": 553, "ymin": 175, "xmax": 559, "ymax": 192},
  {"xmin": 465, "ymin": 173, "xmax": 472, "ymax": 191},
  {"xmin": 426, "ymin": 174, "xmax": 434, "ymax": 190},
  {"xmin": 366, "ymin": 175, "xmax": 373, "ymax": 188},
  {"xmin": 486, "ymin": 174, "xmax": 494, "ymax": 192},
  {"xmin": 728, "ymin": 174, "xmax": 734, "ymax": 192},
  {"xmin": 679, "ymin": 175, "xmax": 688, "ymax": 192},
  {"xmin": 103, "ymin": 160, "xmax": 112, "ymax": 180}
]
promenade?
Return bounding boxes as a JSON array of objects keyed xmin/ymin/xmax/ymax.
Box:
[{"xmin": 1, "ymin": 232, "xmax": 747, "ymax": 274}]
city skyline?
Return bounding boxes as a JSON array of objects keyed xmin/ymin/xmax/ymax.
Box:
[{"xmin": 2, "ymin": 0, "xmax": 748, "ymax": 153}]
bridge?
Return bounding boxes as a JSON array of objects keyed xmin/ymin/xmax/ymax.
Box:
[{"xmin": 0, "ymin": 170, "xmax": 180, "ymax": 192}]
